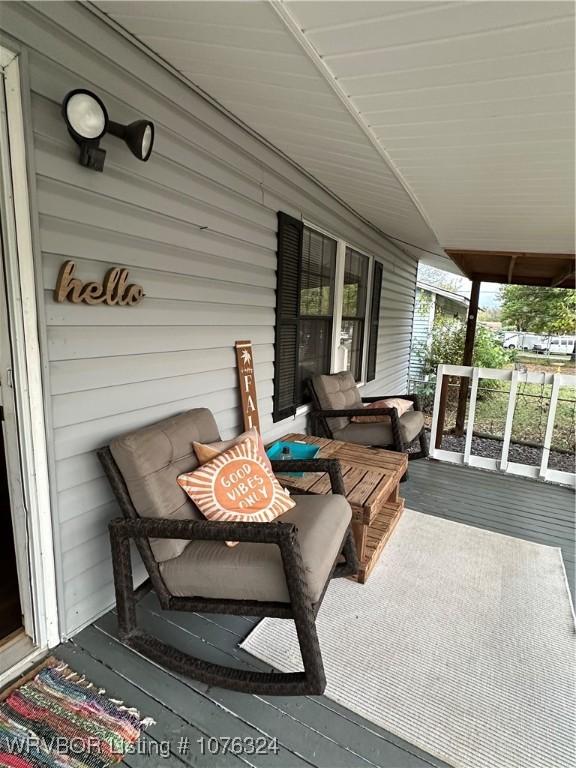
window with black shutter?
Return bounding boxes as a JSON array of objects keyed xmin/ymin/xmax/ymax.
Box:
[
  {"xmin": 366, "ymin": 260, "xmax": 383, "ymax": 382},
  {"xmin": 273, "ymin": 212, "xmax": 382, "ymax": 420},
  {"xmin": 273, "ymin": 212, "xmax": 303, "ymax": 421}
]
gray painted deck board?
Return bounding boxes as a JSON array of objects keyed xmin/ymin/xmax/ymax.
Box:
[
  {"xmin": 404, "ymin": 460, "xmax": 575, "ymax": 597},
  {"xmin": 56, "ymin": 461, "xmax": 574, "ymax": 767}
]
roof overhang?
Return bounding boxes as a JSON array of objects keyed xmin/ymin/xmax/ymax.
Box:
[
  {"xmin": 445, "ymin": 250, "xmax": 575, "ymax": 288},
  {"xmin": 91, "ymin": 1, "xmax": 575, "ymax": 266},
  {"xmin": 417, "ymin": 281, "xmax": 469, "ymax": 306}
]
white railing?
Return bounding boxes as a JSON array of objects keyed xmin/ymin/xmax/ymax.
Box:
[{"xmin": 430, "ymin": 365, "xmax": 576, "ymax": 488}]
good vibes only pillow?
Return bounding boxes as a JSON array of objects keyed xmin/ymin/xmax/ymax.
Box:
[{"xmin": 177, "ymin": 434, "xmax": 295, "ymax": 546}]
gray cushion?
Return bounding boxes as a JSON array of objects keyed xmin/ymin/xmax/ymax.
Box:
[
  {"xmin": 159, "ymin": 494, "xmax": 352, "ymax": 603},
  {"xmin": 110, "ymin": 408, "xmax": 220, "ymax": 562},
  {"xmin": 334, "ymin": 410, "xmax": 425, "ymax": 448},
  {"xmin": 311, "ymin": 372, "xmax": 363, "ymax": 432}
]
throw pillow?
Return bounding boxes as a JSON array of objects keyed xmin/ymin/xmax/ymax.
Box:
[
  {"xmin": 178, "ymin": 435, "xmax": 295, "ymax": 547},
  {"xmin": 193, "ymin": 427, "xmax": 273, "ymax": 473},
  {"xmin": 351, "ymin": 397, "xmax": 413, "ymax": 424}
]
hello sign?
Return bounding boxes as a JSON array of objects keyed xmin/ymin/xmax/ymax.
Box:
[{"xmin": 54, "ymin": 260, "xmax": 144, "ymax": 306}]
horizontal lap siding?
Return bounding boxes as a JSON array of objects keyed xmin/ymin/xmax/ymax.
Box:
[
  {"xmin": 4, "ymin": 1, "xmax": 418, "ymax": 637},
  {"xmin": 409, "ymin": 289, "xmax": 434, "ymax": 380},
  {"xmin": 366, "ymin": 261, "xmax": 418, "ymax": 397}
]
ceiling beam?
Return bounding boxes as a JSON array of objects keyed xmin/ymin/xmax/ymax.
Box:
[
  {"xmin": 445, "ymin": 249, "xmax": 575, "ymax": 260},
  {"xmin": 445, "ymin": 249, "xmax": 576, "ymax": 287},
  {"xmin": 464, "ymin": 273, "xmax": 574, "ymax": 287}
]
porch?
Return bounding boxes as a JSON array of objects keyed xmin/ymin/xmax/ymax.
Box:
[{"xmin": 55, "ymin": 459, "xmax": 575, "ymax": 768}]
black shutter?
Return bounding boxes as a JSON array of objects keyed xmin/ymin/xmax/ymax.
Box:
[
  {"xmin": 366, "ymin": 260, "xmax": 383, "ymax": 382},
  {"xmin": 273, "ymin": 212, "xmax": 303, "ymax": 421}
]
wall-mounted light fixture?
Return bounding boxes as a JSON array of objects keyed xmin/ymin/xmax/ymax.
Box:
[{"xmin": 62, "ymin": 89, "xmax": 154, "ymax": 172}]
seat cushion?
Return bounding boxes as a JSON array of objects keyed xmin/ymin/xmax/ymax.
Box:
[
  {"xmin": 159, "ymin": 493, "xmax": 352, "ymax": 603},
  {"xmin": 334, "ymin": 410, "xmax": 425, "ymax": 448},
  {"xmin": 311, "ymin": 372, "xmax": 363, "ymax": 433},
  {"xmin": 110, "ymin": 408, "xmax": 221, "ymax": 562}
]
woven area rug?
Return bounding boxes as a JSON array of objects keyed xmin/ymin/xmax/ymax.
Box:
[
  {"xmin": 241, "ymin": 509, "xmax": 576, "ymax": 768},
  {"xmin": 0, "ymin": 658, "xmax": 152, "ymax": 766}
]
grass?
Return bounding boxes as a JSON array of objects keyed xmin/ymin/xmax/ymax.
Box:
[
  {"xmin": 471, "ymin": 382, "xmax": 576, "ymax": 452},
  {"xmin": 421, "ymin": 359, "xmax": 576, "ymax": 453}
]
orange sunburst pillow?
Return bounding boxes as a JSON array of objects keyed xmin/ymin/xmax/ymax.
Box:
[{"xmin": 177, "ymin": 434, "xmax": 295, "ymax": 547}]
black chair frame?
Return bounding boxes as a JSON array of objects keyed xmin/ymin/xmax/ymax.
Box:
[
  {"xmin": 98, "ymin": 447, "xmax": 359, "ymax": 696},
  {"xmin": 308, "ymin": 386, "xmax": 429, "ymax": 461}
]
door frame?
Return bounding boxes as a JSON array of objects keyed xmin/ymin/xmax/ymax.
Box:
[{"xmin": 0, "ymin": 45, "xmax": 59, "ymax": 664}]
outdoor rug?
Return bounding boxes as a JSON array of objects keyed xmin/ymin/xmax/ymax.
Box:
[
  {"xmin": 0, "ymin": 657, "xmax": 153, "ymax": 766},
  {"xmin": 241, "ymin": 509, "xmax": 576, "ymax": 768}
]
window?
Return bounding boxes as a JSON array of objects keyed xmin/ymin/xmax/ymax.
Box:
[
  {"xmin": 298, "ymin": 227, "xmax": 337, "ymax": 402},
  {"xmin": 340, "ymin": 247, "xmax": 369, "ymax": 381},
  {"xmin": 273, "ymin": 212, "xmax": 381, "ymax": 421}
]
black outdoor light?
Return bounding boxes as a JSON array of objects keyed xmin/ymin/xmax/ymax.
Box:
[{"xmin": 62, "ymin": 89, "xmax": 154, "ymax": 171}]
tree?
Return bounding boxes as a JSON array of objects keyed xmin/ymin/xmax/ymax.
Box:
[
  {"xmin": 419, "ymin": 321, "xmax": 512, "ymax": 378},
  {"xmin": 478, "ymin": 306, "xmax": 502, "ymax": 323},
  {"xmin": 499, "ymin": 285, "xmax": 576, "ymax": 334}
]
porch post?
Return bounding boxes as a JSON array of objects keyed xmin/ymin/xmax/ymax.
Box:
[{"xmin": 455, "ymin": 279, "xmax": 481, "ymax": 436}]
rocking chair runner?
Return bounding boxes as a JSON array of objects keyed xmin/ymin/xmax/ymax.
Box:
[
  {"xmin": 308, "ymin": 372, "xmax": 429, "ymax": 460},
  {"xmin": 98, "ymin": 408, "xmax": 358, "ymax": 696}
]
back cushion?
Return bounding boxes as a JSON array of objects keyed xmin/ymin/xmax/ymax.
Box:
[
  {"xmin": 110, "ymin": 408, "xmax": 220, "ymax": 562},
  {"xmin": 312, "ymin": 372, "xmax": 362, "ymax": 433}
]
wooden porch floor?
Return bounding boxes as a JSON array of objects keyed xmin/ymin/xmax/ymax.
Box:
[{"xmin": 56, "ymin": 460, "xmax": 574, "ymax": 768}]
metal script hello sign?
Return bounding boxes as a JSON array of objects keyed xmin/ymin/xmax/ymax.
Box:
[{"xmin": 54, "ymin": 260, "xmax": 144, "ymax": 305}]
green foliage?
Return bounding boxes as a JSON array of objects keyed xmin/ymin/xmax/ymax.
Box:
[
  {"xmin": 416, "ymin": 288, "xmax": 433, "ymax": 316},
  {"xmin": 418, "ymin": 321, "xmax": 513, "ymax": 377},
  {"xmin": 499, "ymin": 285, "xmax": 576, "ymax": 334},
  {"xmin": 300, "ymin": 285, "xmax": 331, "ymax": 316},
  {"xmin": 478, "ymin": 306, "xmax": 502, "ymax": 323},
  {"xmin": 300, "ymin": 283, "xmax": 359, "ymax": 316},
  {"xmin": 412, "ymin": 378, "xmax": 437, "ymax": 412}
]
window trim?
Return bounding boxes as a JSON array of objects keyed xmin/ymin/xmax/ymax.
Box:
[{"xmin": 302, "ymin": 219, "xmax": 375, "ymax": 387}]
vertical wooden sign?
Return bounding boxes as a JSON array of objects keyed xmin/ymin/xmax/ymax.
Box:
[{"xmin": 235, "ymin": 340, "xmax": 261, "ymax": 434}]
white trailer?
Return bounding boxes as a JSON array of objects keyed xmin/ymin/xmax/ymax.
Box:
[
  {"xmin": 501, "ymin": 332, "xmax": 543, "ymax": 350},
  {"xmin": 533, "ymin": 336, "xmax": 576, "ymax": 355}
]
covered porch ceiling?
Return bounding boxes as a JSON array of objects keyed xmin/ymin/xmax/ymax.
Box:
[
  {"xmin": 93, "ymin": 1, "xmax": 575, "ymax": 269},
  {"xmin": 445, "ymin": 249, "xmax": 575, "ymax": 287}
]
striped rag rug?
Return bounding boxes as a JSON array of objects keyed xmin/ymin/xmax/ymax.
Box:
[{"xmin": 0, "ymin": 659, "xmax": 153, "ymax": 767}]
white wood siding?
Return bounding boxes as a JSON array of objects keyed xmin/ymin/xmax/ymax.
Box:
[
  {"xmin": 2, "ymin": 1, "xmax": 418, "ymax": 638},
  {"xmin": 409, "ymin": 288, "xmax": 435, "ymax": 382}
]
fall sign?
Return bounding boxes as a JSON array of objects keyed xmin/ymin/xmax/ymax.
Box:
[
  {"xmin": 54, "ymin": 260, "xmax": 144, "ymax": 306},
  {"xmin": 235, "ymin": 340, "xmax": 261, "ymax": 434}
]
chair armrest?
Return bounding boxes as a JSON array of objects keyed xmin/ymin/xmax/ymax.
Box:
[
  {"xmin": 311, "ymin": 406, "xmax": 400, "ymax": 423},
  {"xmin": 309, "ymin": 406, "xmax": 404, "ymax": 452},
  {"xmin": 109, "ymin": 516, "xmax": 296, "ymax": 545},
  {"xmin": 361, "ymin": 393, "xmax": 421, "ymax": 411},
  {"xmin": 310, "ymin": 406, "xmax": 395, "ymax": 417},
  {"xmin": 271, "ymin": 458, "xmax": 345, "ymax": 495}
]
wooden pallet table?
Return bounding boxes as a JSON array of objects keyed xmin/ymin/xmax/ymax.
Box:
[{"xmin": 276, "ymin": 434, "xmax": 408, "ymax": 583}]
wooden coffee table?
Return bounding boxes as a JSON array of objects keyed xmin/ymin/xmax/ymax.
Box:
[{"xmin": 276, "ymin": 434, "xmax": 408, "ymax": 583}]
